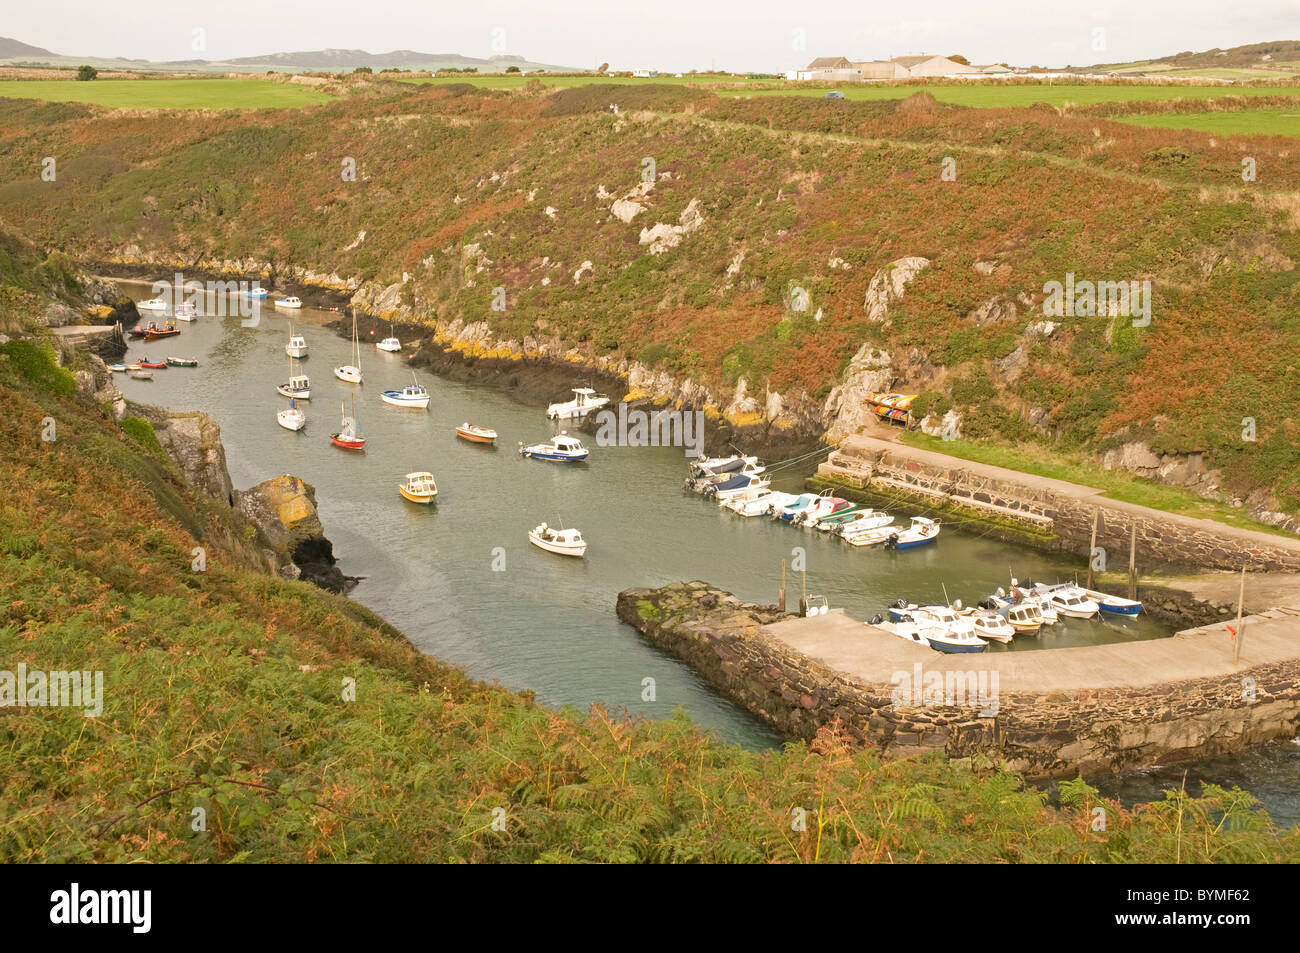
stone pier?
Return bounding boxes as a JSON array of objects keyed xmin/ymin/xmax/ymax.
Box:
[{"xmin": 617, "ymin": 581, "xmax": 1300, "ymax": 780}]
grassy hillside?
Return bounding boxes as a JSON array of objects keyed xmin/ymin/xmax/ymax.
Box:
[
  {"xmin": 1, "ymin": 322, "xmax": 1296, "ymax": 861},
  {"xmin": 0, "ymin": 78, "xmax": 334, "ymax": 109},
  {"xmin": 1, "ymin": 80, "xmax": 1299, "ymax": 516}
]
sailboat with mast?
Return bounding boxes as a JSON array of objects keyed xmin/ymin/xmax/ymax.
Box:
[
  {"xmin": 334, "ymin": 313, "xmax": 363, "ymax": 383},
  {"xmin": 276, "ymin": 350, "xmax": 307, "ymax": 431},
  {"xmin": 330, "ymin": 396, "xmax": 366, "ymax": 450}
]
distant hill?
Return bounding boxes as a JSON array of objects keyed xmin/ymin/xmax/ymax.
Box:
[
  {"xmin": 1086, "ymin": 40, "xmax": 1300, "ymax": 76},
  {"xmin": 0, "ymin": 38, "xmax": 578, "ymax": 74},
  {"xmin": 214, "ymin": 48, "xmax": 575, "ymax": 72},
  {"xmin": 0, "ymin": 36, "xmax": 55, "ymax": 58}
]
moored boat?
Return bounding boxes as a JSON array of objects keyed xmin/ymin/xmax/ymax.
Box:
[
  {"xmin": 107, "ymin": 363, "xmax": 127, "ymax": 373},
  {"xmin": 1030, "ymin": 582, "xmax": 1100, "ymax": 620},
  {"xmin": 246, "ymin": 285, "xmax": 269, "ymax": 299},
  {"xmin": 959, "ymin": 606, "xmax": 1016, "ymax": 643},
  {"xmin": 285, "ymin": 327, "xmax": 308, "ymax": 359},
  {"xmin": 380, "ymin": 379, "xmax": 429, "ymax": 408},
  {"xmin": 546, "ymin": 386, "xmax": 610, "ymax": 421},
  {"xmin": 143, "ymin": 323, "xmax": 180, "ymax": 340},
  {"xmin": 334, "ymin": 314, "xmax": 363, "ymax": 383},
  {"xmin": 773, "ymin": 492, "xmax": 818, "ymax": 522},
  {"xmin": 128, "ymin": 369, "xmax": 153, "ymax": 380},
  {"xmin": 136, "ymin": 358, "xmax": 167, "ymax": 369},
  {"xmin": 1080, "ymin": 587, "xmax": 1142, "ymax": 616},
  {"xmin": 376, "ymin": 323, "xmax": 401, "ymax": 352},
  {"xmin": 398, "ymin": 471, "xmax": 438, "ymax": 504},
  {"xmin": 455, "ymin": 422, "xmax": 497, "ymax": 444},
  {"xmin": 329, "ymin": 398, "xmax": 365, "ymax": 450},
  {"xmin": 277, "ymin": 397, "xmax": 306, "ymax": 432},
  {"xmin": 824, "ymin": 509, "xmax": 894, "ymax": 534},
  {"xmin": 519, "ymin": 432, "xmax": 588, "ymax": 462},
  {"xmin": 136, "ymin": 297, "xmax": 168, "ymax": 312},
  {"xmin": 884, "ymin": 516, "xmax": 941, "ymax": 550},
  {"xmin": 166, "ymin": 356, "xmax": 198, "ymax": 367},
  {"xmin": 706, "ymin": 473, "xmax": 770, "ymax": 501},
  {"xmin": 727, "ymin": 490, "xmax": 798, "ymax": 517},
  {"xmin": 174, "ymin": 301, "xmax": 198, "ymax": 321},
  {"xmin": 275, "ymin": 296, "xmax": 303, "ymax": 309},
  {"xmin": 276, "ymin": 375, "xmax": 311, "ymax": 400},
  {"xmin": 528, "ymin": 522, "xmax": 587, "ymax": 557}
]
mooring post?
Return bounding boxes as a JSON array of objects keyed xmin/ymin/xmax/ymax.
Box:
[
  {"xmin": 1127, "ymin": 523, "xmax": 1137, "ymax": 601},
  {"xmin": 779, "ymin": 559, "xmax": 786, "ymax": 612},
  {"xmin": 799, "ymin": 568, "xmax": 807, "ymax": 617},
  {"xmin": 1086, "ymin": 508, "xmax": 1099, "ymax": 589},
  {"xmin": 1233, "ymin": 564, "xmax": 1246, "ymax": 661}
]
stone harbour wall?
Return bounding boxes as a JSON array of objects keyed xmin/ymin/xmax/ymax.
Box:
[
  {"xmin": 617, "ymin": 582, "xmax": 1300, "ymax": 781},
  {"xmin": 818, "ymin": 444, "xmax": 1300, "ymax": 573}
]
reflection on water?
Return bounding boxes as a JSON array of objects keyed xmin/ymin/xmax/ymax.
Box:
[{"xmin": 123, "ymin": 277, "xmax": 1295, "ymax": 821}]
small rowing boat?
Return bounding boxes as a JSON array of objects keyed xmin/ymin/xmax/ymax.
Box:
[
  {"xmin": 166, "ymin": 356, "xmax": 198, "ymax": 367},
  {"xmin": 1079, "ymin": 587, "xmax": 1142, "ymax": 616},
  {"xmin": 398, "ymin": 471, "xmax": 438, "ymax": 504},
  {"xmin": 128, "ymin": 369, "xmax": 153, "ymax": 380},
  {"xmin": 107, "ymin": 363, "xmax": 127, "ymax": 373},
  {"xmin": 456, "ymin": 422, "xmax": 497, "ymax": 444},
  {"xmin": 136, "ymin": 358, "xmax": 167, "ymax": 369}
]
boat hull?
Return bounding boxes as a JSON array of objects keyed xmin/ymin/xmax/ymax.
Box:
[
  {"xmin": 528, "ymin": 533, "xmax": 586, "ymax": 557},
  {"xmin": 166, "ymin": 357, "xmax": 198, "ymax": 367},
  {"xmin": 381, "ymin": 392, "xmax": 430, "ymax": 408},
  {"xmin": 520, "ymin": 449, "xmax": 587, "ymax": 462},
  {"xmin": 398, "ymin": 486, "xmax": 436, "ymax": 504},
  {"xmin": 277, "ymin": 413, "xmax": 306, "ymax": 432},
  {"xmin": 926, "ymin": 640, "xmax": 987, "ymax": 654},
  {"xmin": 1098, "ymin": 602, "xmax": 1141, "ymax": 616},
  {"xmin": 334, "ymin": 366, "xmax": 363, "ymax": 384},
  {"xmin": 330, "ymin": 435, "xmax": 366, "ymax": 450},
  {"xmin": 276, "ymin": 386, "xmax": 310, "ymax": 400},
  {"xmin": 456, "ymin": 427, "xmax": 496, "ymax": 444}
]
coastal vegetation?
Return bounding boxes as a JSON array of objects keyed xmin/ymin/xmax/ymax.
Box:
[
  {"xmin": 1, "ymin": 75, "xmax": 1299, "ymax": 522},
  {"xmin": 1, "ymin": 317, "xmax": 1297, "ymax": 861}
]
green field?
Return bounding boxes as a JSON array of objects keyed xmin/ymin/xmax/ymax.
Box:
[
  {"xmin": 1117, "ymin": 107, "xmax": 1300, "ymax": 137},
  {"xmin": 0, "ymin": 78, "xmax": 333, "ymax": 109},
  {"xmin": 405, "ymin": 73, "xmax": 1300, "ymax": 108}
]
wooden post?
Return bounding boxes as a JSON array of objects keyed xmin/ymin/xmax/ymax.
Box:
[
  {"xmin": 1233, "ymin": 564, "xmax": 1246, "ymax": 661},
  {"xmin": 1127, "ymin": 523, "xmax": 1138, "ymax": 601},
  {"xmin": 779, "ymin": 559, "xmax": 786, "ymax": 613},
  {"xmin": 1086, "ymin": 509, "xmax": 1099, "ymax": 589}
]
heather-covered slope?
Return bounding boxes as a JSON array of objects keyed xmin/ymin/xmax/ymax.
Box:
[
  {"xmin": 2, "ymin": 321, "xmax": 1298, "ymax": 861},
  {"xmin": 1, "ymin": 81, "xmax": 1299, "ymax": 516}
]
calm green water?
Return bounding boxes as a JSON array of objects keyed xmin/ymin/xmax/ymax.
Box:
[{"xmin": 113, "ymin": 282, "xmax": 1300, "ymax": 827}]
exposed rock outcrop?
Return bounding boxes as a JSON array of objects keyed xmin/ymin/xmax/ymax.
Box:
[
  {"xmin": 823, "ymin": 346, "xmax": 894, "ymax": 444},
  {"xmin": 863, "ymin": 256, "xmax": 929, "ymax": 324},
  {"xmin": 235, "ymin": 475, "xmax": 356, "ymax": 593},
  {"xmin": 151, "ymin": 411, "xmax": 235, "ymax": 505},
  {"xmin": 639, "ymin": 199, "xmax": 704, "ymax": 255}
]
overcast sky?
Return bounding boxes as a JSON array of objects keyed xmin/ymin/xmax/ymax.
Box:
[{"xmin": 9, "ymin": 0, "xmax": 1299, "ymax": 71}]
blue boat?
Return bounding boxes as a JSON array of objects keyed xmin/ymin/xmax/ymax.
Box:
[
  {"xmin": 519, "ymin": 432, "xmax": 588, "ymax": 462},
  {"xmin": 1080, "ymin": 587, "xmax": 1142, "ymax": 616},
  {"xmin": 884, "ymin": 516, "xmax": 941, "ymax": 550},
  {"xmin": 246, "ymin": 286, "xmax": 269, "ymax": 299}
]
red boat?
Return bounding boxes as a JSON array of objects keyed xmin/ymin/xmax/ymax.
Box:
[
  {"xmin": 329, "ymin": 399, "xmax": 365, "ymax": 450},
  {"xmin": 144, "ymin": 323, "xmax": 180, "ymax": 341},
  {"xmin": 136, "ymin": 358, "xmax": 167, "ymax": 369}
]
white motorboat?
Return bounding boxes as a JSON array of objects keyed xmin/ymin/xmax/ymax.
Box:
[
  {"xmin": 277, "ymin": 398, "xmax": 306, "ymax": 432},
  {"xmin": 136, "ymin": 297, "xmax": 168, "ymax": 312},
  {"xmin": 791, "ymin": 495, "xmax": 853, "ymax": 526},
  {"xmin": 334, "ymin": 314, "xmax": 363, "ymax": 383},
  {"xmin": 277, "ymin": 375, "xmax": 311, "ymax": 400},
  {"xmin": 872, "ymin": 619, "xmax": 946, "ymax": 651},
  {"xmin": 825, "ymin": 509, "xmax": 894, "ymax": 534},
  {"xmin": 286, "ymin": 326, "xmax": 308, "ymax": 359},
  {"xmin": 692, "ymin": 453, "xmax": 761, "ymax": 472},
  {"xmin": 710, "ymin": 475, "xmax": 770, "ymax": 501},
  {"xmin": 1031, "ymin": 583, "xmax": 1100, "ymax": 620},
  {"xmin": 376, "ymin": 324, "xmax": 401, "ymax": 352},
  {"xmin": 997, "ymin": 583, "xmax": 1058, "ymax": 625},
  {"xmin": 174, "ymin": 301, "xmax": 198, "ymax": 321},
  {"xmin": 381, "ymin": 378, "xmax": 430, "ymax": 409},
  {"xmin": 959, "ymin": 606, "xmax": 1016, "ymax": 643},
  {"xmin": 546, "ymin": 386, "xmax": 610, "ymax": 420},
  {"xmin": 528, "ymin": 522, "xmax": 587, "ymax": 557},
  {"xmin": 773, "ymin": 492, "xmax": 819, "ymax": 522},
  {"xmin": 519, "ymin": 432, "xmax": 588, "ymax": 462},
  {"xmin": 726, "ymin": 490, "xmax": 798, "ymax": 517},
  {"xmin": 1079, "ymin": 587, "xmax": 1143, "ymax": 617},
  {"xmin": 275, "ymin": 296, "xmax": 303, "ymax": 309}
]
